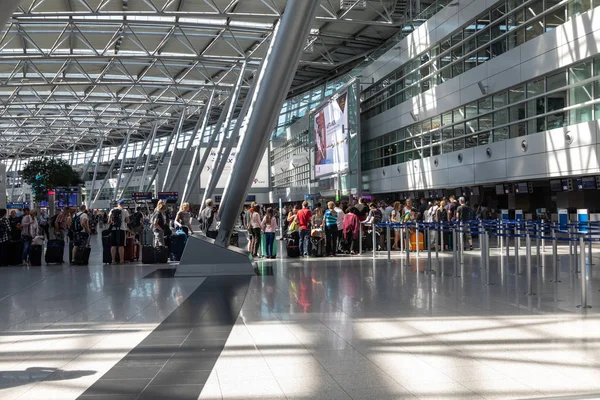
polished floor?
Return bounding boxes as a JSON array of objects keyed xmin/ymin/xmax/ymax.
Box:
[{"xmin": 1, "ymin": 232, "xmax": 600, "ymax": 400}]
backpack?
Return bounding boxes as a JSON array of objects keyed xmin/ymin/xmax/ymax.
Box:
[
  {"xmin": 71, "ymin": 212, "xmax": 84, "ymax": 232},
  {"xmin": 459, "ymin": 205, "xmax": 473, "ymax": 222},
  {"xmin": 131, "ymin": 212, "xmax": 143, "ymax": 228},
  {"xmin": 200, "ymin": 207, "xmax": 215, "ymax": 233},
  {"xmin": 370, "ymin": 209, "xmax": 382, "ymax": 224},
  {"xmin": 110, "ymin": 208, "xmax": 122, "ymax": 229}
]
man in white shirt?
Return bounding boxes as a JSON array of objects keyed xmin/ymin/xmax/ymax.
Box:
[
  {"xmin": 334, "ymin": 201, "xmax": 345, "ymax": 254},
  {"xmin": 108, "ymin": 200, "xmax": 130, "ymax": 264}
]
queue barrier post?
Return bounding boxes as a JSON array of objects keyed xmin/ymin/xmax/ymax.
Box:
[
  {"xmin": 453, "ymin": 227, "xmax": 460, "ymax": 278},
  {"xmin": 514, "ymin": 226, "xmax": 521, "ymax": 275},
  {"xmin": 372, "ymin": 224, "xmax": 376, "ymax": 260},
  {"xmin": 459, "ymin": 223, "xmax": 464, "ymax": 265},
  {"xmin": 405, "ymin": 224, "xmax": 410, "ymax": 266},
  {"xmin": 435, "ymin": 225, "xmax": 439, "ymax": 260},
  {"xmin": 551, "ymin": 228, "xmax": 560, "ymax": 283},
  {"xmin": 577, "ymin": 234, "xmax": 591, "ymax": 309},
  {"xmin": 426, "ymin": 227, "xmax": 433, "ymax": 274},
  {"xmin": 416, "ymin": 223, "xmax": 420, "ymax": 261},
  {"xmin": 526, "ymin": 232, "xmax": 535, "ymax": 295},
  {"xmin": 359, "ymin": 222, "xmax": 363, "ymax": 255},
  {"xmin": 536, "ymin": 223, "xmax": 542, "ymax": 269},
  {"xmin": 541, "ymin": 219, "xmax": 546, "ymax": 253},
  {"xmin": 441, "ymin": 226, "xmax": 445, "ymax": 252},
  {"xmin": 386, "ymin": 224, "xmax": 391, "ymax": 263}
]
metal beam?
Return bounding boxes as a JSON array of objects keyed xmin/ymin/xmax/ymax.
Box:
[
  {"xmin": 117, "ymin": 130, "xmax": 154, "ymax": 199},
  {"xmin": 203, "ymin": 69, "xmax": 256, "ymax": 207},
  {"xmin": 165, "ymin": 89, "xmax": 215, "ymax": 192},
  {"xmin": 216, "ymin": 0, "xmax": 320, "ymax": 248},
  {"xmin": 201, "ymin": 61, "xmax": 246, "ymax": 207},
  {"xmin": 161, "ymin": 109, "xmax": 186, "ymax": 191},
  {"xmin": 140, "ymin": 123, "xmax": 158, "ymax": 191},
  {"xmin": 180, "ymin": 96, "xmax": 218, "ymax": 202},
  {"xmin": 89, "ymin": 138, "xmax": 104, "ymax": 204},
  {"xmin": 145, "ymin": 111, "xmax": 185, "ymax": 193},
  {"xmin": 92, "ymin": 138, "xmax": 126, "ymax": 203},
  {"xmin": 113, "ymin": 130, "xmax": 133, "ymax": 201},
  {"xmin": 181, "ymin": 88, "xmax": 233, "ymax": 203}
]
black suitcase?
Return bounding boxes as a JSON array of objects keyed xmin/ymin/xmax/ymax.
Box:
[
  {"xmin": 229, "ymin": 232, "xmax": 239, "ymax": 247},
  {"xmin": 286, "ymin": 237, "xmax": 300, "ymax": 258},
  {"xmin": 45, "ymin": 239, "xmax": 65, "ymax": 264},
  {"xmin": 169, "ymin": 231, "xmax": 187, "ymax": 261},
  {"xmin": 310, "ymin": 237, "xmax": 325, "ymax": 257},
  {"xmin": 155, "ymin": 246, "xmax": 169, "ymax": 263},
  {"xmin": 73, "ymin": 246, "xmax": 91, "ymax": 265},
  {"xmin": 29, "ymin": 244, "xmax": 42, "ymax": 266},
  {"xmin": 141, "ymin": 245, "xmax": 155, "ymax": 264},
  {"xmin": 102, "ymin": 230, "xmax": 113, "ymax": 264},
  {"xmin": 8, "ymin": 240, "xmax": 23, "ymax": 265}
]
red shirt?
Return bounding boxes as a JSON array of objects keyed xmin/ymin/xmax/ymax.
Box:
[{"xmin": 296, "ymin": 208, "xmax": 312, "ymax": 231}]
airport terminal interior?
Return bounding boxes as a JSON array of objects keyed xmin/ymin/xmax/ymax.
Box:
[{"xmin": 1, "ymin": 0, "xmax": 600, "ymax": 399}]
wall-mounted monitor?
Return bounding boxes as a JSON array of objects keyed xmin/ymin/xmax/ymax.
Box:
[
  {"xmin": 495, "ymin": 184, "xmax": 504, "ymax": 195},
  {"xmin": 503, "ymin": 183, "xmax": 513, "ymax": 194},
  {"xmin": 581, "ymin": 177, "xmax": 596, "ymax": 190},
  {"xmin": 471, "ymin": 186, "xmax": 481, "ymax": 196},
  {"xmin": 561, "ymin": 179, "xmax": 570, "ymax": 191},
  {"xmin": 514, "ymin": 182, "xmax": 529, "ymax": 194},
  {"xmin": 550, "ymin": 179, "xmax": 562, "ymax": 192}
]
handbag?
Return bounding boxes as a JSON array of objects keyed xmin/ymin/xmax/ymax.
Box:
[{"xmin": 289, "ymin": 220, "xmax": 298, "ymax": 232}]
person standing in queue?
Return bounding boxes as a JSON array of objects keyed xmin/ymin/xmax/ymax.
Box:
[
  {"xmin": 248, "ymin": 205, "xmax": 262, "ymax": 258},
  {"xmin": 175, "ymin": 202, "xmax": 194, "ymax": 235},
  {"xmin": 262, "ymin": 208, "xmax": 277, "ymax": 259},
  {"xmin": 108, "ymin": 200, "xmax": 130, "ymax": 264},
  {"xmin": 200, "ymin": 199, "xmax": 218, "ymax": 239},
  {"xmin": 296, "ymin": 201, "xmax": 312, "ymax": 257},
  {"xmin": 152, "ymin": 201, "xmax": 167, "ymax": 247},
  {"xmin": 0, "ymin": 209, "xmax": 10, "ymax": 266},
  {"xmin": 324, "ymin": 202, "xmax": 338, "ymax": 257}
]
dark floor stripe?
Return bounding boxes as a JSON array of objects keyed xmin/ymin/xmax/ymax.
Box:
[{"xmin": 77, "ymin": 275, "xmax": 252, "ymax": 400}]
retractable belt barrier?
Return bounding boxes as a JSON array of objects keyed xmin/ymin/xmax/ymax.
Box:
[{"xmin": 360, "ymin": 218, "xmax": 597, "ymax": 309}]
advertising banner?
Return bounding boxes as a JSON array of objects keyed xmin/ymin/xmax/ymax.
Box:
[{"xmin": 314, "ymin": 91, "xmax": 349, "ymax": 179}]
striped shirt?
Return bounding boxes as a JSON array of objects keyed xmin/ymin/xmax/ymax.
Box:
[{"xmin": 324, "ymin": 209, "xmax": 338, "ymax": 227}]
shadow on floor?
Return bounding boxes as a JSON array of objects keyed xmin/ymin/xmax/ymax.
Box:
[{"xmin": 0, "ymin": 367, "xmax": 95, "ymax": 389}]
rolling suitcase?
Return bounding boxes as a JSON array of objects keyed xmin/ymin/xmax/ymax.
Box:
[
  {"xmin": 45, "ymin": 239, "xmax": 65, "ymax": 264},
  {"xmin": 310, "ymin": 237, "xmax": 325, "ymax": 257},
  {"xmin": 229, "ymin": 231, "xmax": 239, "ymax": 247},
  {"xmin": 155, "ymin": 246, "xmax": 169, "ymax": 264},
  {"xmin": 8, "ymin": 240, "xmax": 23, "ymax": 265},
  {"xmin": 102, "ymin": 230, "xmax": 113, "ymax": 264},
  {"xmin": 286, "ymin": 232, "xmax": 300, "ymax": 258},
  {"xmin": 29, "ymin": 245, "xmax": 42, "ymax": 266},
  {"xmin": 142, "ymin": 228, "xmax": 153, "ymax": 246},
  {"xmin": 124, "ymin": 236, "xmax": 136, "ymax": 261},
  {"xmin": 73, "ymin": 246, "xmax": 91, "ymax": 266},
  {"xmin": 169, "ymin": 230, "xmax": 187, "ymax": 261},
  {"xmin": 141, "ymin": 245, "xmax": 155, "ymax": 264},
  {"xmin": 410, "ymin": 231, "xmax": 425, "ymax": 251}
]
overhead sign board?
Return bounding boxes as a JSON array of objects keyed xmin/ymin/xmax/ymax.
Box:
[
  {"xmin": 132, "ymin": 192, "xmax": 153, "ymax": 201},
  {"xmin": 158, "ymin": 192, "xmax": 178, "ymax": 201}
]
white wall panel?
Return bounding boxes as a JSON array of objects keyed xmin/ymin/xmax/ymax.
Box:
[{"xmin": 474, "ymin": 159, "xmax": 508, "ymax": 182}]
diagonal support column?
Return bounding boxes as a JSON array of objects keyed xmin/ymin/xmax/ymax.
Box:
[
  {"xmin": 89, "ymin": 138, "xmax": 104, "ymax": 203},
  {"xmin": 182, "ymin": 89, "xmax": 233, "ymax": 202},
  {"xmin": 201, "ymin": 61, "xmax": 247, "ymax": 208},
  {"xmin": 80, "ymin": 146, "xmax": 99, "ymax": 180},
  {"xmin": 165, "ymin": 91, "xmax": 215, "ymax": 193},
  {"xmin": 203, "ymin": 73, "xmax": 257, "ymax": 207},
  {"xmin": 113, "ymin": 131, "xmax": 133, "ymax": 201},
  {"xmin": 117, "ymin": 130, "xmax": 155, "ymax": 199},
  {"xmin": 215, "ymin": 0, "xmax": 321, "ymax": 248},
  {"xmin": 161, "ymin": 109, "xmax": 187, "ymax": 191},
  {"xmin": 145, "ymin": 112, "xmax": 185, "ymax": 193},
  {"xmin": 140, "ymin": 124, "xmax": 158, "ymax": 191},
  {"xmin": 93, "ymin": 139, "xmax": 126, "ymax": 203},
  {"xmin": 181, "ymin": 97, "xmax": 218, "ymax": 203}
]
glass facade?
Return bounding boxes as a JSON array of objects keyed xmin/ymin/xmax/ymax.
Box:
[
  {"xmin": 362, "ymin": 56, "xmax": 600, "ymax": 171},
  {"xmin": 361, "ymin": 0, "xmax": 600, "ymax": 120}
]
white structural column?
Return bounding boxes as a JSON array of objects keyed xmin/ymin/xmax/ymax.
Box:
[
  {"xmin": 216, "ymin": 0, "xmax": 321, "ymax": 247},
  {"xmin": 93, "ymin": 139, "xmax": 127, "ymax": 203},
  {"xmin": 201, "ymin": 62, "xmax": 247, "ymax": 208},
  {"xmin": 145, "ymin": 112, "xmax": 185, "ymax": 193},
  {"xmin": 181, "ymin": 95, "xmax": 218, "ymax": 202},
  {"xmin": 113, "ymin": 131, "xmax": 133, "ymax": 201},
  {"xmin": 161, "ymin": 109, "xmax": 187, "ymax": 191},
  {"xmin": 89, "ymin": 139, "xmax": 104, "ymax": 203},
  {"xmin": 117, "ymin": 131, "xmax": 155, "ymax": 199},
  {"xmin": 165, "ymin": 91, "xmax": 215, "ymax": 193},
  {"xmin": 80, "ymin": 146, "xmax": 99, "ymax": 180},
  {"xmin": 140, "ymin": 124, "xmax": 158, "ymax": 191},
  {"xmin": 182, "ymin": 89, "xmax": 234, "ymax": 202},
  {"xmin": 203, "ymin": 73, "xmax": 257, "ymax": 207}
]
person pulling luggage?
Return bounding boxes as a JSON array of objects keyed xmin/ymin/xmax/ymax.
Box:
[{"xmin": 71, "ymin": 205, "xmax": 91, "ymax": 264}]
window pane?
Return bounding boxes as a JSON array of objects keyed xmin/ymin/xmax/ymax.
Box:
[
  {"xmin": 479, "ymin": 132, "xmax": 491, "ymax": 145},
  {"xmin": 453, "ymin": 138, "xmax": 465, "ymax": 151},
  {"xmin": 509, "ymin": 85, "xmax": 525, "ymax": 104},
  {"xmin": 494, "ymin": 109, "xmax": 509, "ymax": 125},
  {"xmin": 545, "ymin": 5, "xmax": 566, "ymax": 31},
  {"xmin": 547, "ymin": 71, "xmax": 567, "ymax": 90},
  {"xmin": 527, "ymin": 78, "xmax": 545, "ymax": 97},
  {"xmin": 494, "ymin": 127, "xmax": 509, "ymax": 142},
  {"xmin": 494, "ymin": 92, "xmax": 508, "ymax": 109},
  {"xmin": 453, "ymin": 107, "xmax": 465, "ymax": 122},
  {"xmin": 465, "ymin": 102, "xmax": 478, "ymax": 119},
  {"xmin": 510, "ymin": 121, "xmax": 527, "ymax": 137},
  {"xmin": 571, "ymin": 106, "xmax": 593, "ymax": 123}
]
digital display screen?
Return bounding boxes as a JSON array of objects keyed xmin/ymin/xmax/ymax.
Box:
[
  {"xmin": 314, "ymin": 91, "xmax": 349, "ymax": 178},
  {"xmin": 582, "ymin": 177, "xmax": 596, "ymax": 190},
  {"xmin": 503, "ymin": 184, "xmax": 513, "ymax": 194},
  {"xmin": 495, "ymin": 184, "xmax": 504, "ymax": 195},
  {"xmin": 561, "ymin": 179, "xmax": 570, "ymax": 191},
  {"xmin": 550, "ymin": 180, "xmax": 562, "ymax": 192},
  {"xmin": 515, "ymin": 182, "xmax": 529, "ymax": 194},
  {"xmin": 157, "ymin": 191, "xmax": 178, "ymax": 200},
  {"xmin": 132, "ymin": 192, "xmax": 152, "ymax": 201},
  {"xmin": 471, "ymin": 186, "xmax": 480, "ymax": 196}
]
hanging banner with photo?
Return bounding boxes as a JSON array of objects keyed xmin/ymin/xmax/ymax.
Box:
[{"xmin": 314, "ymin": 91, "xmax": 349, "ymax": 179}]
